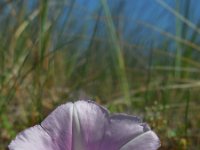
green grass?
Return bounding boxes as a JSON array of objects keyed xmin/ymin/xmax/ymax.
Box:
[{"xmin": 0, "ymin": 0, "xmax": 200, "ymax": 149}]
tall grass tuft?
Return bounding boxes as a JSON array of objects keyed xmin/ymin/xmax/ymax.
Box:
[{"xmin": 100, "ymin": 0, "xmax": 131, "ymax": 103}]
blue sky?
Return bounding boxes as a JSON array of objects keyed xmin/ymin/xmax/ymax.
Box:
[{"xmin": 2, "ymin": 0, "xmax": 199, "ymax": 49}]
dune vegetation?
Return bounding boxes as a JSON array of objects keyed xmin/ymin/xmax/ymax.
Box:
[{"xmin": 0, "ymin": 0, "xmax": 200, "ymax": 149}]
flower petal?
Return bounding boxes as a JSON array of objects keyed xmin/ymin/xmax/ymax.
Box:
[
  {"xmin": 8, "ymin": 125, "xmax": 59, "ymax": 150},
  {"xmin": 41, "ymin": 102, "xmax": 73, "ymax": 150},
  {"xmin": 72, "ymin": 100, "xmax": 109, "ymax": 150},
  {"xmin": 41, "ymin": 100, "xmax": 110, "ymax": 150},
  {"xmin": 100, "ymin": 114, "xmax": 147, "ymax": 149},
  {"xmin": 9, "ymin": 100, "xmax": 160, "ymax": 150},
  {"xmin": 119, "ymin": 131, "xmax": 160, "ymax": 150}
]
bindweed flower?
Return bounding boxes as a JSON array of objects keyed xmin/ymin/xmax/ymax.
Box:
[{"xmin": 9, "ymin": 100, "xmax": 160, "ymax": 150}]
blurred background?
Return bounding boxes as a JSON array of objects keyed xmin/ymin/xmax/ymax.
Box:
[{"xmin": 0, "ymin": 0, "xmax": 200, "ymax": 149}]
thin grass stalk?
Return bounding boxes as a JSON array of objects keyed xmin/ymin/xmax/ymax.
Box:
[
  {"xmin": 57, "ymin": 0, "xmax": 75, "ymax": 40},
  {"xmin": 55, "ymin": 32, "xmax": 200, "ymax": 69},
  {"xmin": 145, "ymin": 46, "xmax": 154, "ymax": 106},
  {"xmin": 0, "ymin": 50, "xmax": 31, "ymax": 113},
  {"xmin": 100, "ymin": 0, "xmax": 130, "ymax": 103},
  {"xmin": 156, "ymin": 0, "xmax": 200, "ymax": 35},
  {"xmin": 34, "ymin": 0, "xmax": 49, "ymax": 118},
  {"xmin": 82, "ymin": 9, "xmax": 101, "ymax": 79},
  {"xmin": 137, "ymin": 21, "xmax": 200, "ymax": 53},
  {"xmin": 184, "ymin": 90, "xmax": 190, "ymax": 141},
  {"xmin": 40, "ymin": 0, "xmax": 48, "ymax": 63},
  {"xmin": 175, "ymin": 0, "xmax": 182, "ymax": 78}
]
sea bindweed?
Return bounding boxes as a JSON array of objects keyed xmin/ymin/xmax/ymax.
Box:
[{"xmin": 9, "ymin": 100, "xmax": 160, "ymax": 150}]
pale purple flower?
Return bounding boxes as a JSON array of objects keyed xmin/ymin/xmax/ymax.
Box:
[{"xmin": 9, "ymin": 100, "xmax": 160, "ymax": 150}]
